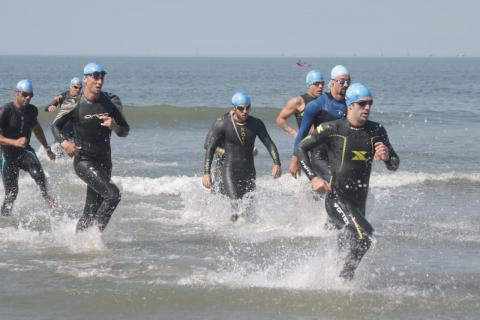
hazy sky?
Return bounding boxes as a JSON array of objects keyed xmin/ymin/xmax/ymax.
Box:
[{"xmin": 0, "ymin": 0, "xmax": 477, "ymax": 57}]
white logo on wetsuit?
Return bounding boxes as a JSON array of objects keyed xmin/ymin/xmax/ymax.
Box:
[
  {"xmin": 334, "ymin": 202, "xmax": 350, "ymax": 226},
  {"xmin": 300, "ymin": 160, "xmax": 314, "ymax": 177},
  {"xmin": 84, "ymin": 113, "xmax": 109, "ymax": 120}
]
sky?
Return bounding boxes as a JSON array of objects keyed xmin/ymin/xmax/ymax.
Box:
[{"xmin": 0, "ymin": 0, "xmax": 477, "ymax": 57}]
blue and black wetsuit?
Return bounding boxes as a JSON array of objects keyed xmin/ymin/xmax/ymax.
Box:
[
  {"xmin": 204, "ymin": 114, "xmax": 281, "ymax": 200},
  {"xmin": 0, "ymin": 102, "xmax": 53, "ymax": 215},
  {"xmin": 293, "ymin": 92, "xmax": 347, "ymax": 178},
  {"xmin": 297, "ymin": 118, "xmax": 400, "ymax": 279},
  {"xmin": 52, "ymin": 93, "xmax": 129, "ymax": 231}
]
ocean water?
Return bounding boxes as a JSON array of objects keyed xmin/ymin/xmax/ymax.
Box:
[{"xmin": 0, "ymin": 56, "xmax": 479, "ymax": 319}]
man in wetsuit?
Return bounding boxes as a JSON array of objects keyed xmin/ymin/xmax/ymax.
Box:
[
  {"xmin": 203, "ymin": 92, "xmax": 282, "ymax": 221},
  {"xmin": 52, "ymin": 62, "xmax": 129, "ymax": 232},
  {"xmin": 45, "ymin": 77, "xmax": 82, "ymax": 113},
  {"xmin": 276, "ymin": 70, "xmax": 325, "ymax": 138},
  {"xmin": 297, "ymin": 83, "xmax": 400, "ymax": 280},
  {"xmin": 0, "ymin": 80, "xmax": 56, "ymax": 216},
  {"xmin": 289, "ymin": 65, "xmax": 351, "ymax": 179}
]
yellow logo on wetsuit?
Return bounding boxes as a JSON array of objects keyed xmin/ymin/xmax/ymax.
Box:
[
  {"xmin": 316, "ymin": 125, "xmax": 325, "ymax": 133},
  {"xmin": 239, "ymin": 126, "xmax": 246, "ymax": 144},
  {"xmin": 351, "ymin": 151, "xmax": 368, "ymax": 161}
]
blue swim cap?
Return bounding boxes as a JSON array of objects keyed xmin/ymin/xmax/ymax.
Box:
[
  {"xmin": 305, "ymin": 70, "xmax": 324, "ymax": 87},
  {"xmin": 15, "ymin": 79, "xmax": 33, "ymax": 92},
  {"xmin": 231, "ymin": 91, "xmax": 251, "ymax": 108},
  {"xmin": 83, "ymin": 62, "xmax": 106, "ymax": 75},
  {"xmin": 330, "ymin": 65, "xmax": 350, "ymax": 79},
  {"xmin": 345, "ymin": 83, "xmax": 373, "ymax": 106},
  {"xmin": 70, "ymin": 77, "xmax": 82, "ymax": 86}
]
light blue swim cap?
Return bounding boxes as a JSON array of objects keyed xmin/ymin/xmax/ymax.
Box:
[
  {"xmin": 231, "ymin": 91, "xmax": 251, "ymax": 108},
  {"xmin": 70, "ymin": 77, "xmax": 82, "ymax": 86},
  {"xmin": 330, "ymin": 65, "xmax": 350, "ymax": 79},
  {"xmin": 346, "ymin": 83, "xmax": 373, "ymax": 106},
  {"xmin": 83, "ymin": 62, "xmax": 106, "ymax": 75},
  {"xmin": 305, "ymin": 70, "xmax": 324, "ymax": 87},
  {"xmin": 15, "ymin": 79, "xmax": 33, "ymax": 92}
]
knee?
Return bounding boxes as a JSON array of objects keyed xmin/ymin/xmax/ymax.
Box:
[{"xmin": 105, "ymin": 185, "xmax": 121, "ymax": 204}]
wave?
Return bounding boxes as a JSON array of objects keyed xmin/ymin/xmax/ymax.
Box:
[
  {"xmin": 37, "ymin": 104, "xmax": 480, "ymax": 125},
  {"xmin": 371, "ymin": 171, "xmax": 480, "ymax": 188},
  {"xmin": 111, "ymin": 171, "xmax": 480, "ymax": 197}
]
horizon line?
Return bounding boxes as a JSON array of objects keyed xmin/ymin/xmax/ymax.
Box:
[{"xmin": 0, "ymin": 53, "xmax": 477, "ymax": 59}]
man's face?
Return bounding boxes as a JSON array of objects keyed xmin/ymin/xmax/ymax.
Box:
[
  {"xmin": 70, "ymin": 83, "xmax": 82, "ymax": 96},
  {"xmin": 233, "ymin": 105, "xmax": 250, "ymax": 122},
  {"xmin": 84, "ymin": 72, "xmax": 105, "ymax": 95},
  {"xmin": 331, "ymin": 75, "xmax": 351, "ymax": 96},
  {"xmin": 308, "ymin": 80, "xmax": 325, "ymax": 98},
  {"xmin": 349, "ymin": 98, "xmax": 373, "ymax": 124},
  {"xmin": 15, "ymin": 90, "xmax": 33, "ymax": 107}
]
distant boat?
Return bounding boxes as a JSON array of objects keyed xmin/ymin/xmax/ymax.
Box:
[{"xmin": 293, "ymin": 59, "xmax": 312, "ymax": 67}]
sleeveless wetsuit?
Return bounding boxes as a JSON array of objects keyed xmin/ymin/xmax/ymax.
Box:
[
  {"xmin": 204, "ymin": 114, "xmax": 281, "ymax": 200},
  {"xmin": 52, "ymin": 93, "xmax": 129, "ymax": 231},
  {"xmin": 297, "ymin": 118, "xmax": 399, "ymax": 279},
  {"xmin": 293, "ymin": 93, "xmax": 315, "ymax": 128},
  {"xmin": 0, "ymin": 102, "xmax": 52, "ymax": 215}
]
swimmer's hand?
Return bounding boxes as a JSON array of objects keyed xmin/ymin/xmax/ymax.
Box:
[
  {"xmin": 311, "ymin": 176, "xmax": 331, "ymax": 193},
  {"xmin": 46, "ymin": 148, "xmax": 56, "ymax": 160},
  {"xmin": 374, "ymin": 142, "xmax": 390, "ymax": 161},
  {"xmin": 99, "ymin": 115, "xmax": 118, "ymax": 130},
  {"xmin": 289, "ymin": 155, "xmax": 301, "ymax": 178},
  {"xmin": 272, "ymin": 164, "xmax": 281, "ymax": 179},
  {"xmin": 202, "ymin": 174, "xmax": 212, "ymax": 189},
  {"xmin": 61, "ymin": 140, "xmax": 81, "ymax": 157},
  {"xmin": 13, "ymin": 137, "xmax": 28, "ymax": 148},
  {"xmin": 47, "ymin": 105, "xmax": 57, "ymax": 112}
]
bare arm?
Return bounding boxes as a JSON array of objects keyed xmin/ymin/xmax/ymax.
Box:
[{"xmin": 276, "ymin": 96, "xmax": 303, "ymax": 138}]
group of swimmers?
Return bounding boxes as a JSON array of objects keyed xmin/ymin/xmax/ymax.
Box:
[
  {"xmin": 202, "ymin": 65, "xmax": 400, "ymax": 279},
  {"xmin": 0, "ymin": 62, "xmax": 399, "ymax": 280},
  {"xmin": 0, "ymin": 62, "xmax": 129, "ymax": 233}
]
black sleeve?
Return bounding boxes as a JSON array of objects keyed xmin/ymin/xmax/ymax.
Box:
[
  {"xmin": 51, "ymin": 106, "xmax": 74, "ymax": 142},
  {"xmin": 0, "ymin": 105, "xmax": 10, "ymax": 130},
  {"xmin": 105, "ymin": 92, "xmax": 124, "ymax": 113},
  {"xmin": 297, "ymin": 123, "xmax": 332, "ymax": 180},
  {"xmin": 204, "ymin": 120, "xmax": 217, "ymax": 150},
  {"xmin": 111, "ymin": 101, "xmax": 129, "ymax": 137},
  {"xmin": 45, "ymin": 91, "xmax": 68, "ymax": 111},
  {"xmin": 377, "ymin": 127, "xmax": 400, "ymax": 171},
  {"xmin": 256, "ymin": 119, "xmax": 281, "ymax": 166},
  {"xmin": 203, "ymin": 119, "xmax": 225, "ymax": 174}
]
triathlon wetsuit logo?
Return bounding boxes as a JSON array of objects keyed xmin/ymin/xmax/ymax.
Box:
[
  {"xmin": 351, "ymin": 151, "xmax": 368, "ymax": 161},
  {"xmin": 84, "ymin": 113, "xmax": 109, "ymax": 120}
]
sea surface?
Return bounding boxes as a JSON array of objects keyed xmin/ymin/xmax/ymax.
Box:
[{"xmin": 0, "ymin": 56, "xmax": 479, "ymax": 319}]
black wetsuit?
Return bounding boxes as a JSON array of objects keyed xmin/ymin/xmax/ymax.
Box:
[
  {"xmin": 293, "ymin": 93, "xmax": 315, "ymax": 128},
  {"xmin": 51, "ymin": 93, "xmax": 129, "ymax": 231},
  {"xmin": 204, "ymin": 113, "xmax": 229, "ymax": 194},
  {"xmin": 0, "ymin": 102, "xmax": 52, "ymax": 215},
  {"xmin": 297, "ymin": 118, "xmax": 399, "ymax": 279},
  {"xmin": 204, "ymin": 114, "xmax": 281, "ymax": 200}
]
